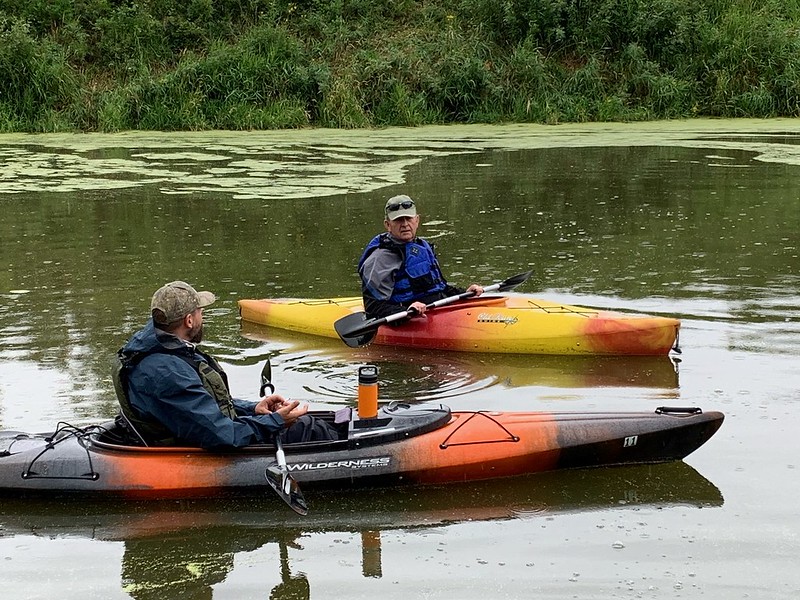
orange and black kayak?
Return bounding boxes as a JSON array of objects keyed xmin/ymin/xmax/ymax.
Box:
[{"xmin": 0, "ymin": 404, "xmax": 722, "ymax": 499}]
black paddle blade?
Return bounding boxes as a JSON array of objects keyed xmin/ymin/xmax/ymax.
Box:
[
  {"xmin": 266, "ymin": 464, "xmax": 308, "ymax": 516},
  {"xmin": 333, "ymin": 312, "xmax": 380, "ymax": 348},
  {"xmin": 259, "ymin": 360, "xmax": 275, "ymax": 396},
  {"xmin": 496, "ymin": 270, "xmax": 534, "ymax": 292}
]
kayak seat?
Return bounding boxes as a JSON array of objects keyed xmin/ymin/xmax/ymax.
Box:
[{"xmin": 97, "ymin": 417, "xmax": 145, "ymax": 446}]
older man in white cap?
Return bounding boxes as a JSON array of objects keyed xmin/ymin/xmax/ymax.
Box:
[
  {"xmin": 113, "ymin": 281, "xmax": 337, "ymax": 448},
  {"xmin": 358, "ymin": 195, "xmax": 483, "ymax": 319}
]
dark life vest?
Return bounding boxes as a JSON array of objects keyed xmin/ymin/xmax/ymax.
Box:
[{"xmin": 112, "ymin": 345, "xmax": 236, "ymax": 446}]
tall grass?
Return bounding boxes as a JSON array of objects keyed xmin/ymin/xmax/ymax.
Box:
[
  {"xmin": 1, "ymin": 0, "xmax": 800, "ymax": 131},
  {"xmin": 0, "ymin": 14, "xmax": 80, "ymax": 132},
  {"xmin": 98, "ymin": 25, "xmax": 323, "ymax": 130}
]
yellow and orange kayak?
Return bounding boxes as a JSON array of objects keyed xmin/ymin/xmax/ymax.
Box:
[{"xmin": 238, "ymin": 294, "xmax": 680, "ymax": 356}]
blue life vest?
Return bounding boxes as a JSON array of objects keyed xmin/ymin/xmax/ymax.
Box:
[{"xmin": 358, "ymin": 234, "xmax": 447, "ymax": 303}]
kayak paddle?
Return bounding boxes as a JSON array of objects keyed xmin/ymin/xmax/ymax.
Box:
[
  {"xmin": 334, "ymin": 270, "xmax": 533, "ymax": 348},
  {"xmin": 260, "ymin": 360, "xmax": 309, "ymax": 516}
]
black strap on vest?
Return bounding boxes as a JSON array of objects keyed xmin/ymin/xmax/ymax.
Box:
[
  {"xmin": 112, "ymin": 350, "xmax": 176, "ymax": 446},
  {"xmin": 112, "ymin": 345, "xmax": 236, "ymax": 446}
]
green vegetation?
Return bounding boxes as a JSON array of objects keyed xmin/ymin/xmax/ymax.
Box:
[{"xmin": 1, "ymin": 0, "xmax": 799, "ymax": 132}]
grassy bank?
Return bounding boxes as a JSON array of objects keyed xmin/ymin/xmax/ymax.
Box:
[{"xmin": 1, "ymin": 0, "xmax": 799, "ymax": 132}]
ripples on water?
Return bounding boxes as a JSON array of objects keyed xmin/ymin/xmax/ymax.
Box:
[
  {"xmin": 233, "ymin": 323, "xmax": 497, "ymax": 404},
  {"xmin": 232, "ymin": 320, "xmax": 682, "ymax": 410}
]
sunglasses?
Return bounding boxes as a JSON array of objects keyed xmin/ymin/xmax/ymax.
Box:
[{"xmin": 386, "ymin": 200, "xmax": 415, "ymax": 212}]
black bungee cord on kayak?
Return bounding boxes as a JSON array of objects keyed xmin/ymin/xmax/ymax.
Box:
[
  {"xmin": 19, "ymin": 422, "xmax": 110, "ymax": 481},
  {"xmin": 438, "ymin": 411, "xmax": 521, "ymax": 450}
]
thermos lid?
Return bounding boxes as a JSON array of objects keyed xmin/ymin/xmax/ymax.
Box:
[{"xmin": 358, "ymin": 365, "xmax": 378, "ymax": 384}]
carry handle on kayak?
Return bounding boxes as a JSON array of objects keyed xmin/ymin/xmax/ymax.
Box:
[
  {"xmin": 333, "ymin": 270, "xmax": 533, "ymax": 348},
  {"xmin": 261, "ymin": 360, "xmax": 309, "ymax": 516}
]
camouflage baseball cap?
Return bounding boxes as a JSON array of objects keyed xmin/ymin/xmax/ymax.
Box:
[{"xmin": 151, "ymin": 281, "xmax": 215, "ymax": 325}]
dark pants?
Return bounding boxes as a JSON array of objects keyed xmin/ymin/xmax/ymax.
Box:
[{"xmin": 282, "ymin": 415, "xmax": 339, "ymax": 443}]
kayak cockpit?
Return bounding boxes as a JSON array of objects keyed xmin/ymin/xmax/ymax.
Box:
[{"xmin": 90, "ymin": 402, "xmax": 453, "ymax": 454}]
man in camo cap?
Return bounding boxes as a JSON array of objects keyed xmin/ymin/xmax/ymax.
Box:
[
  {"xmin": 113, "ymin": 281, "xmax": 336, "ymax": 448},
  {"xmin": 150, "ymin": 280, "xmax": 216, "ymax": 341}
]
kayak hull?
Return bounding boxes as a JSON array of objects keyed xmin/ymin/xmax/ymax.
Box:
[
  {"xmin": 0, "ymin": 405, "xmax": 722, "ymax": 499},
  {"xmin": 238, "ymin": 295, "xmax": 680, "ymax": 356}
]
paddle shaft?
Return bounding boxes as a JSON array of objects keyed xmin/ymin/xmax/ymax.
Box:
[
  {"xmin": 260, "ymin": 360, "xmax": 308, "ymax": 515},
  {"xmin": 273, "ymin": 436, "xmax": 292, "ymax": 495},
  {"xmin": 335, "ymin": 271, "xmax": 532, "ymax": 345},
  {"xmin": 275, "ymin": 435, "xmax": 287, "ymax": 467},
  {"xmin": 381, "ymin": 281, "xmax": 504, "ymax": 325}
]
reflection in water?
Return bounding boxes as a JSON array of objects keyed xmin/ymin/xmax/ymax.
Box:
[
  {"xmin": 122, "ymin": 531, "xmax": 310, "ymax": 600},
  {"xmin": 121, "ymin": 536, "xmax": 237, "ymax": 599},
  {"xmin": 273, "ymin": 539, "xmax": 311, "ymax": 600},
  {"xmin": 0, "ymin": 462, "xmax": 721, "ymax": 598},
  {"xmin": 238, "ymin": 320, "xmax": 679, "ymax": 403}
]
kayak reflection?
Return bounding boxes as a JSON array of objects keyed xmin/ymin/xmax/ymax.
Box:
[
  {"xmin": 0, "ymin": 462, "xmax": 721, "ymax": 599},
  {"xmin": 239, "ymin": 321, "xmax": 680, "ymax": 402}
]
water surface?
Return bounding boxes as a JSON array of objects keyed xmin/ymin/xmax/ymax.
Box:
[{"xmin": 0, "ymin": 120, "xmax": 798, "ymax": 599}]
